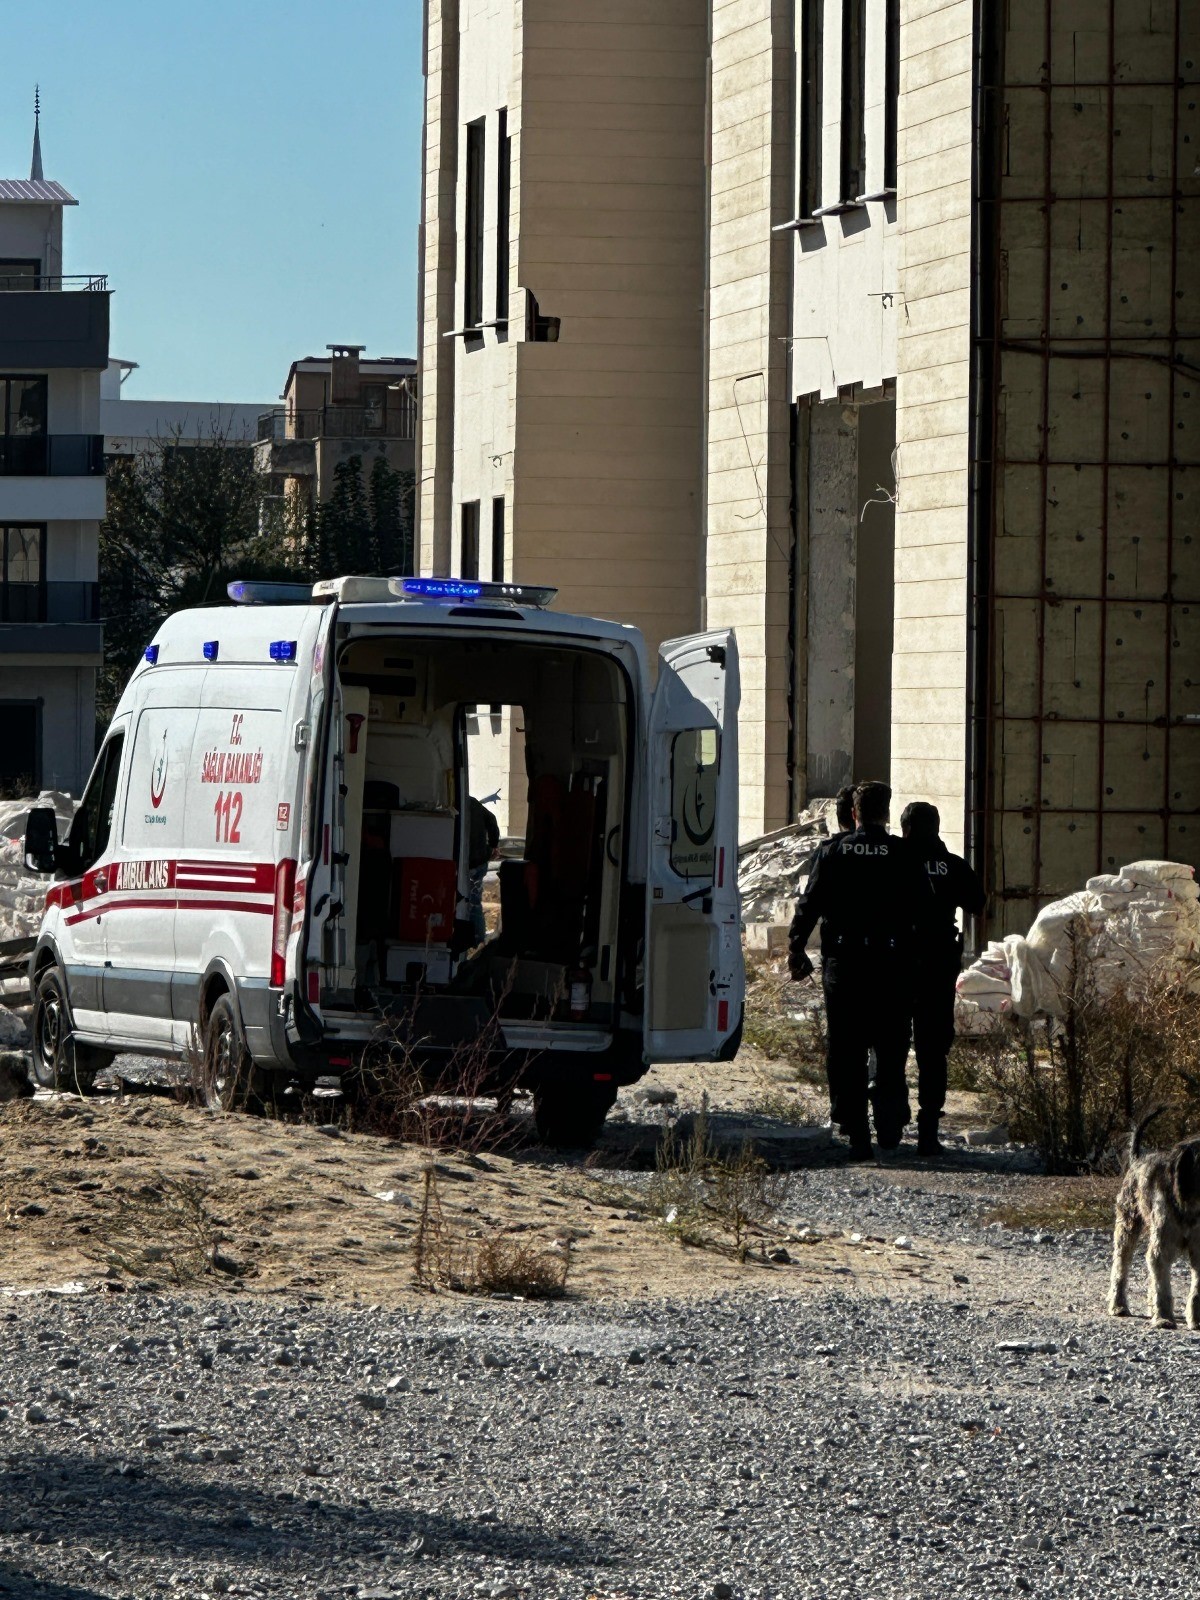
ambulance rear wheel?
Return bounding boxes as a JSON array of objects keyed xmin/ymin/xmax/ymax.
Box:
[
  {"xmin": 31, "ymin": 967, "xmax": 108, "ymax": 1094},
  {"xmin": 533, "ymin": 1077, "xmax": 617, "ymax": 1150},
  {"xmin": 203, "ymin": 995, "xmax": 270, "ymax": 1113}
]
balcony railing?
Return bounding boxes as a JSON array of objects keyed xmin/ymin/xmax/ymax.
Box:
[
  {"xmin": 257, "ymin": 400, "xmax": 416, "ymax": 444},
  {"xmin": 0, "ymin": 435, "xmax": 105, "ymax": 476},
  {"xmin": 0, "ymin": 274, "xmax": 109, "ymax": 292},
  {"xmin": 0, "ymin": 582, "xmax": 101, "ymax": 625}
]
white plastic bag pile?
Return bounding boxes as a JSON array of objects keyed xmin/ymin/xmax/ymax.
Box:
[
  {"xmin": 956, "ymin": 858, "xmax": 1200, "ymax": 1026},
  {"xmin": 738, "ymin": 798, "xmax": 837, "ymax": 924},
  {"xmin": 0, "ymin": 791, "xmax": 75, "ymax": 946}
]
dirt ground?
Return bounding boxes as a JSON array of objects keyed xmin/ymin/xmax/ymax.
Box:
[{"xmin": 0, "ymin": 1034, "xmax": 1095, "ymax": 1316}]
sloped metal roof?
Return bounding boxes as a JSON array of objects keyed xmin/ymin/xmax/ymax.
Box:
[{"xmin": 0, "ymin": 178, "xmax": 77, "ymax": 204}]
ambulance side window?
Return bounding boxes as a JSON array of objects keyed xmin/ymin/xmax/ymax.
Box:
[
  {"xmin": 73, "ymin": 733, "xmax": 125, "ymax": 869},
  {"xmin": 669, "ymin": 726, "xmax": 719, "ymax": 880}
]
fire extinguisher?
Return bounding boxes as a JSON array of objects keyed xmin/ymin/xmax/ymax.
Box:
[{"xmin": 568, "ymin": 966, "xmax": 592, "ymax": 1021}]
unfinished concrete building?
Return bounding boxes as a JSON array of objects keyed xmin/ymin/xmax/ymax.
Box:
[{"xmin": 418, "ymin": 0, "xmax": 1198, "ymax": 921}]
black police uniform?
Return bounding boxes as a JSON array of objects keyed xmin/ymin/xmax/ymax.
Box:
[
  {"xmin": 909, "ymin": 837, "xmax": 985, "ymax": 1143},
  {"xmin": 789, "ymin": 824, "xmax": 932, "ymax": 1149}
]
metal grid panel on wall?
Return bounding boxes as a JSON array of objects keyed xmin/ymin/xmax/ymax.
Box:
[{"xmin": 973, "ymin": 0, "xmax": 1199, "ymax": 934}]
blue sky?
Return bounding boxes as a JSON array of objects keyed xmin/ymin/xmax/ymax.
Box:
[{"xmin": 3, "ymin": 1, "xmax": 424, "ymax": 401}]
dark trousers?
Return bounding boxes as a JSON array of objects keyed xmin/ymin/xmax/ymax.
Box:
[
  {"xmin": 911, "ymin": 943, "xmax": 962, "ymax": 1125},
  {"xmin": 821, "ymin": 952, "xmax": 912, "ymax": 1142}
]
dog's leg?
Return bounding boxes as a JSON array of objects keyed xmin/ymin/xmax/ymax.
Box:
[
  {"xmin": 1186, "ymin": 1235, "xmax": 1199, "ymax": 1333},
  {"xmin": 1146, "ymin": 1226, "xmax": 1176, "ymax": 1329},
  {"xmin": 1108, "ymin": 1202, "xmax": 1141, "ymax": 1318}
]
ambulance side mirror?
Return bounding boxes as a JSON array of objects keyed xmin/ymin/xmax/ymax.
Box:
[{"xmin": 23, "ymin": 807, "xmax": 59, "ymax": 875}]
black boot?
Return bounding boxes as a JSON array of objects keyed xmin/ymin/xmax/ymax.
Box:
[
  {"xmin": 917, "ymin": 1112, "xmax": 943, "ymax": 1159},
  {"xmin": 845, "ymin": 1124, "xmax": 874, "ymax": 1162}
]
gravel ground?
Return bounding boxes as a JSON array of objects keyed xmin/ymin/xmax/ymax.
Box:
[{"xmin": 2, "ymin": 1161, "xmax": 1197, "ymax": 1600}]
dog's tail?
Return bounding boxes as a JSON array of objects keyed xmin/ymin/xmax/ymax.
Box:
[{"xmin": 1130, "ymin": 1105, "xmax": 1165, "ymax": 1160}]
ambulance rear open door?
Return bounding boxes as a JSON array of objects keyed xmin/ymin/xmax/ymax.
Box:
[{"xmin": 643, "ymin": 629, "xmax": 744, "ymax": 1061}]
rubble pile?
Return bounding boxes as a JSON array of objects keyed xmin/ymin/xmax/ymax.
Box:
[
  {"xmin": 0, "ymin": 791, "xmax": 75, "ymax": 946},
  {"xmin": 956, "ymin": 858, "xmax": 1200, "ymax": 1025},
  {"xmin": 738, "ymin": 799, "xmax": 837, "ymax": 925}
]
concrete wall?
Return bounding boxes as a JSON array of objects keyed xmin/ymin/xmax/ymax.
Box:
[
  {"xmin": 888, "ymin": 0, "xmax": 974, "ymax": 853},
  {"xmin": 0, "ymin": 201, "xmax": 65, "ymax": 276},
  {"xmin": 0, "ymin": 664, "xmax": 95, "ymax": 793},
  {"xmin": 511, "ymin": 1, "xmax": 708, "ymax": 652},
  {"xmin": 705, "ymin": 0, "xmax": 795, "ymax": 839}
]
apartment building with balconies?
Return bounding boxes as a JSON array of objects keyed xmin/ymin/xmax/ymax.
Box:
[
  {"xmin": 255, "ymin": 345, "xmax": 417, "ymax": 518},
  {"xmin": 0, "ymin": 124, "xmax": 108, "ymax": 795}
]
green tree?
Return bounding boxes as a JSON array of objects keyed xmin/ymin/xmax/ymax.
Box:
[{"xmin": 98, "ymin": 426, "xmax": 309, "ymax": 725}]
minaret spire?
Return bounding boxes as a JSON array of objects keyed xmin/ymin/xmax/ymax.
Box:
[{"xmin": 31, "ymin": 85, "xmax": 44, "ymax": 182}]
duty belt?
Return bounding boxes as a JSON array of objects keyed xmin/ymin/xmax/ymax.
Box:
[{"xmin": 829, "ymin": 934, "xmax": 901, "ymax": 950}]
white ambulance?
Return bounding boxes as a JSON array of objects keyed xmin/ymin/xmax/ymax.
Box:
[{"xmin": 24, "ymin": 576, "xmax": 743, "ymax": 1144}]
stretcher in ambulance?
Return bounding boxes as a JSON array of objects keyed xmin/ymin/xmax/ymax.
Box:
[{"xmin": 24, "ymin": 576, "xmax": 744, "ymax": 1145}]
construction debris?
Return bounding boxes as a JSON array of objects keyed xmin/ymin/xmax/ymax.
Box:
[
  {"xmin": 0, "ymin": 791, "xmax": 75, "ymax": 947},
  {"xmin": 737, "ymin": 799, "xmax": 837, "ymax": 927},
  {"xmin": 956, "ymin": 858, "xmax": 1200, "ymax": 1024}
]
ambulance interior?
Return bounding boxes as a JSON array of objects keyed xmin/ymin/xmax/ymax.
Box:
[{"xmin": 330, "ymin": 634, "xmax": 630, "ymax": 1033}]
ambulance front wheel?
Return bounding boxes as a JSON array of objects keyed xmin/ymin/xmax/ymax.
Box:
[
  {"xmin": 31, "ymin": 967, "xmax": 110, "ymax": 1094},
  {"xmin": 203, "ymin": 994, "xmax": 271, "ymax": 1113}
]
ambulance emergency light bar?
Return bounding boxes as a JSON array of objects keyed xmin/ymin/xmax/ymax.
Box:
[{"xmin": 395, "ymin": 577, "xmax": 558, "ymax": 608}]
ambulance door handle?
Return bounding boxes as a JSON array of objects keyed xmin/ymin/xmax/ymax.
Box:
[{"xmin": 93, "ymin": 871, "xmax": 107, "ymax": 894}]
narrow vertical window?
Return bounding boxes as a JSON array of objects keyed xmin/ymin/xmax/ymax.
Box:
[
  {"xmin": 491, "ymin": 496, "xmax": 505, "ymax": 582},
  {"xmin": 464, "ymin": 119, "xmax": 485, "ymax": 328},
  {"xmin": 798, "ymin": 0, "xmax": 824, "ymax": 218},
  {"xmin": 840, "ymin": 0, "xmax": 865, "ymax": 202},
  {"xmin": 884, "ymin": 0, "xmax": 899, "ymax": 191},
  {"xmin": 461, "ymin": 501, "xmax": 480, "ymax": 580},
  {"xmin": 495, "ymin": 109, "xmax": 511, "ymax": 322}
]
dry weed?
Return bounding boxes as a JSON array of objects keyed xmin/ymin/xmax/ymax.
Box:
[
  {"xmin": 977, "ymin": 936, "xmax": 1200, "ymax": 1172},
  {"xmin": 648, "ymin": 1093, "xmax": 784, "ymax": 1260},
  {"xmin": 352, "ymin": 975, "xmax": 520, "ymax": 1155},
  {"xmin": 86, "ymin": 1176, "xmax": 236, "ymax": 1286},
  {"xmin": 743, "ymin": 957, "xmax": 827, "ymax": 1085},
  {"xmin": 413, "ymin": 1164, "xmax": 570, "ymax": 1298}
]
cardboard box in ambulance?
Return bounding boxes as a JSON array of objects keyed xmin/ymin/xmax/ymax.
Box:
[{"xmin": 24, "ymin": 576, "xmax": 744, "ymax": 1146}]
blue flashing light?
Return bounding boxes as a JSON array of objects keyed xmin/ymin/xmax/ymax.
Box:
[
  {"xmin": 144, "ymin": 644, "xmax": 160, "ymax": 664},
  {"xmin": 402, "ymin": 577, "xmax": 483, "ymax": 600},
  {"xmin": 203, "ymin": 640, "xmax": 219, "ymax": 661},
  {"xmin": 270, "ymin": 639, "xmax": 298, "ymax": 662}
]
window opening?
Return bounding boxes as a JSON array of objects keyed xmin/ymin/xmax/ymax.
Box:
[
  {"xmin": 490, "ymin": 495, "xmax": 505, "ymax": 582},
  {"xmin": 840, "ymin": 0, "xmax": 865, "ymax": 203},
  {"xmin": 464, "ymin": 118, "xmax": 486, "ymax": 329},
  {"xmin": 798, "ymin": 0, "xmax": 824, "ymax": 217},
  {"xmin": 496, "ymin": 108, "xmax": 511, "ymax": 322},
  {"xmin": 0, "ymin": 524, "xmax": 46, "ymax": 622},
  {"xmin": 884, "ymin": 0, "xmax": 899, "ymax": 191},
  {"xmin": 0, "ymin": 702, "xmax": 39, "ymax": 791},
  {"xmin": 460, "ymin": 501, "xmax": 480, "ymax": 579}
]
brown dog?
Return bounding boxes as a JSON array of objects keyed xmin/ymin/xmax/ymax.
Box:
[{"xmin": 1109, "ymin": 1109, "xmax": 1200, "ymax": 1330}]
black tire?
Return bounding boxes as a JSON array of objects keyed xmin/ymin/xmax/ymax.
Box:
[
  {"xmin": 202, "ymin": 994, "xmax": 270, "ymax": 1113},
  {"xmin": 534, "ymin": 1077, "xmax": 617, "ymax": 1150},
  {"xmin": 31, "ymin": 967, "xmax": 109, "ymax": 1094}
]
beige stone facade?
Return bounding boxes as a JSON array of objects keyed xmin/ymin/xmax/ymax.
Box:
[{"xmin": 419, "ymin": 0, "xmax": 1199, "ymax": 919}]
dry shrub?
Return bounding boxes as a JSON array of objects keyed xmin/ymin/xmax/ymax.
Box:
[
  {"xmin": 88, "ymin": 1176, "xmax": 233, "ymax": 1286},
  {"xmin": 978, "ymin": 942, "xmax": 1200, "ymax": 1172},
  {"xmin": 649, "ymin": 1093, "xmax": 784, "ymax": 1259},
  {"xmin": 743, "ymin": 958, "xmax": 827, "ymax": 1085},
  {"xmin": 351, "ymin": 976, "xmax": 519, "ymax": 1155},
  {"xmin": 412, "ymin": 1165, "xmax": 570, "ymax": 1298}
]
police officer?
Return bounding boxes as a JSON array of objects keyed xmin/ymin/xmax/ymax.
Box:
[
  {"xmin": 900, "ymin": 801, "xmax": 986, "ymax": 1157},
  {"xmin": 788, "ymin": 782, "xmax": 931, "ymax": 1159}
]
